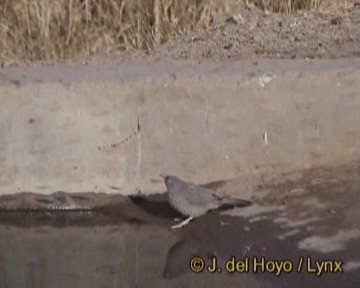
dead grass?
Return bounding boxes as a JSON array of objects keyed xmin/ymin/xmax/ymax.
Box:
[
  {"xmin": 0, "ymin": 0, "xmax": 354, "ymax": 62},
  {"xmin": 251, "ymin": 0, "xmax": 353, "ymax": 13}
]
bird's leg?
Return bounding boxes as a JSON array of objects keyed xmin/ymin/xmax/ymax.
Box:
[{"xmin": 171, "ymin": 216, "xmax": 193, "ymax": 229}]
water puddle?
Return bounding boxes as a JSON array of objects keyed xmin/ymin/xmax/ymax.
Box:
[{"xmin": 0, "ymin": 163, "xmax": 359, "ymax": 287}]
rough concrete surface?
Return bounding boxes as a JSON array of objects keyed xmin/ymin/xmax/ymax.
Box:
[{"xmin": 0, "ymin": 59, "xmax": 360, "ymax": 195}]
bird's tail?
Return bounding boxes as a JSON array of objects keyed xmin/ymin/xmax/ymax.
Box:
[{"xmin": 220, "ymin": 197, "xmax": 252, "ymax": 209}]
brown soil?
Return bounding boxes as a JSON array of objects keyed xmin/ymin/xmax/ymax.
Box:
[{"xmin": 147, "ymin": 3, "xmax": 360, "ymax": 61}]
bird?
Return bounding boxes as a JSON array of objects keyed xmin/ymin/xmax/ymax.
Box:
[{"xmin": 161, "ymin": 175, "xmax": 252, "ymax": 229}]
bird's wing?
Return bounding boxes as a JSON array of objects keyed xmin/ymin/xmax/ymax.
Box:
[{"xmin": 185, "ymin": 183, "xmax": 222, "ymax": 206}]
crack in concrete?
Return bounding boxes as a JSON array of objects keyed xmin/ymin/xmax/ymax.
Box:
[{"xmin": 137, "ymin": 108, "xmax": 142, "ymax": 191}]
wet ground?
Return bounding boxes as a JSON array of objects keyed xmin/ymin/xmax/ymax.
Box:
[{"xmin": 0, "ymin": 162, "xmax": 359, "ymax": 287}]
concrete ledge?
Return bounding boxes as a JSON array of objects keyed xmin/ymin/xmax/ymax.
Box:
[{"xmin": 0, "ymin": 59, "xmax": 360, "ymax": 195}]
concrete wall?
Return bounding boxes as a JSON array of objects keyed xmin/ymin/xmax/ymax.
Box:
[{"xmin": 0, "ymin": 59, "xmax": 359, "ymax": 195}]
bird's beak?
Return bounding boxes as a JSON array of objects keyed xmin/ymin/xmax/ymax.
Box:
[{"xmin": 159, "ymin": 174, "xmax": 166, "ymax": 180}]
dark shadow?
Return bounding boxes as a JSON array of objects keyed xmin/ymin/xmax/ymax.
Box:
[{"xmin": 128, "ymin": 193, "xmax": 182, "ymax": 219}]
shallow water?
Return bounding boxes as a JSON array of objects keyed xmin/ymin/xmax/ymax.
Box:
[{"xmin": 0, "ymin": 164, "xmax": 359, "ymax": 287}]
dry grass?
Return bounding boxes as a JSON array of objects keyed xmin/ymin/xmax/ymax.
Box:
[
  {"xmin": 0, "ymin": 0, "xmax": 354, "ymax": 62},
  {"xmin": 252, "ymin": 0, "xmax": 353, "ymax": 13}
]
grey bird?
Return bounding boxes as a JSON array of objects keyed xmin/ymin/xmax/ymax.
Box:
[{"xmin": 161, "ymin": 175, "xmax": 252, "ymax": 228}]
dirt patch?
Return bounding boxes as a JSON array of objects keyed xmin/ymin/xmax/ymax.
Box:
[{"xmin": 149, "ymin": 3, "xmax": 360, "ymax": 61}]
